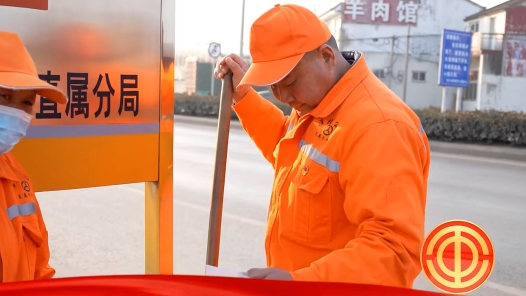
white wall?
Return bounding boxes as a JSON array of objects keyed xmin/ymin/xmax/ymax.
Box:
[
  {"xmin": 467, "ymin": 7, "xmax": 526, "ymax": 112},
  {"xmin": 313, "ymin": 0, "xmax": 341, "ymax": 15},
  {"xmin": 319, "ymin": 0, "xmax": 483, "ymax": 110},
  {"xmin": 475, "ymin": 11, "xmax": 507, "ymax": 34},
  {"xmin": 478, "ymin": 74, "xmax": 526, "ymax": 111},
  {"xmin": 323, "ymin": 10, "xmax": 342, "ymax": 46},
  {"xmin": 339, "ymin": 0, "xmax": 483, "ymax": 54},
  {"xmin": 463, "ymin": 100, "xmax": 478, "ymax": 111},
  {"xmin": 363, "ymin": 51, "xmax": 450, "ymax": 109}
]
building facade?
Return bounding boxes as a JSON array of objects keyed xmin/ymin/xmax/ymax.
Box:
[
  {"xmin": 319, "ymin": 0, "xmax": 484, "ymax": 110},
  {"xmin": 464, "ymin": 0, "xmax": 526, "ymax": 111}
]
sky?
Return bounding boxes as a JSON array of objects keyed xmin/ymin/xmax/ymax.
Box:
[{"xmin": 174, "ymin": 0, "xmax": 508, "ymax": 54}]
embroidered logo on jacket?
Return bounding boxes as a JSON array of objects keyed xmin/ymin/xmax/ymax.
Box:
[
  {"xmin": 21, "ymin": 181, "xmax": 31, "ymax": 192},
  {"xmin": 315, "ymin": 118, "xmax": 339, "ymax": 142}
]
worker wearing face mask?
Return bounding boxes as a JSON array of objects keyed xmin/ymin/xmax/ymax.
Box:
[{"xmin": 0, "ymin": 31, "xmax": 67, "ymax": 282}]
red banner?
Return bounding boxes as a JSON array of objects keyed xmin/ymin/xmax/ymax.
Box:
[
  {"xmin": 0, "ymin": 0, "xmax": 47, "ymax": 10},
  {"xmin": 0, "ymin": 275, "xmax": 447, "ymax": 296}
]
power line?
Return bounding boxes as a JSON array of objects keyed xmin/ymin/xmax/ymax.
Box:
[
  {"xmin": 340, "ymin": 33, "xmax": 441, "ymax": 43},
  {"xmin": 342, "ymin": 33, "xmax": 442, "ymax": 64}
]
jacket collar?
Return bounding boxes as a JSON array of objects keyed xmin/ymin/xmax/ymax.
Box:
[
  {"xmin": 0, "ymin": 153, "xmax": 26, "ymax": 181},
  {"xmin": 308, "ymin": 51, "xmax": 370, "ymax": 119}
]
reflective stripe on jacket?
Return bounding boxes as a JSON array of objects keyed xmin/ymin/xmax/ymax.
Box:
[
  {"xmin": 233, "ymin": 52, "xmax": 430, "ymax": 288},
  {"xmin": 0, "ymin": 152, "xmax": 55, "ymax": 282}
]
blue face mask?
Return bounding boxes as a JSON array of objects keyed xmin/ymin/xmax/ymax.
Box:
[{"xmin": 0, "ymin": 105, "xmax": 33, "ymax": 155}]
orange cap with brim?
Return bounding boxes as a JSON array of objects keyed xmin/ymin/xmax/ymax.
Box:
[
  {"xmin": 239, "ymin": 4, "xmax": 332, "ymax": 87},
  {"xmin": 0, "ymin": 31, "xmax": 67, "ymax": 104}
]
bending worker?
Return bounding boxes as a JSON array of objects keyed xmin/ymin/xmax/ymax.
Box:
[
  {"xmin": 0, "ymin": 31, "xmax": 67, "ymax": 282},
  {"xmin": 215, "ymin": 4, "xmax": 430, "ymax": 288}
]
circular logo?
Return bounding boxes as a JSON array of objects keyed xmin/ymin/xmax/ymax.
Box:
[
  {"xmin": 323, "ymin": 125, "xmax": 334, "ymax": 136},
  {"xmin": 21, "ymin": 181, "xmax": 31, "ymax": 192},
  {"xmin": 421, "ymin": 220, "xmax": 495, "ymax": 295}
]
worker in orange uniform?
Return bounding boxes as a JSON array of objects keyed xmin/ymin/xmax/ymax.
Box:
[
  {"xmin": 215, "ymin": 4, "xmax": 430, "ymax": 288},
  {"xmin": 0, "ymin": 31, "xmax": 67, "ymax": 282}
]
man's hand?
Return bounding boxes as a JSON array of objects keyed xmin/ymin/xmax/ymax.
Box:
[
  {"xmin": 214, "ymin": 53, "xmax": 251, "ymax": 103},
  {"xmin": 246, "ymin": 268, "xmax": 293, "ymax": 281}
]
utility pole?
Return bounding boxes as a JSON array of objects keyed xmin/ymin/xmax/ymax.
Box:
[
  {"xmin": 388, "ymin": 35, "xmax": 396, "ymax": 89},
  {"xmin": 402, "ymin": 25, "xmax": 411, "ymax": 103},
  {"xmin": 240, "ymin": 0, "xmax": 246, "ymax": 58},
  {"xmin": 339, "ymin": 2, "xmax": 345, "ymax": 49}
]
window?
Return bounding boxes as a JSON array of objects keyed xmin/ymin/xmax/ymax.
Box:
[
  {"xmin": 462, "ymin": 71, "xmax": 478, "ymax": 101},
  {"xmin": 373, "ymin": 69, "xmax": 386, "ymax": 79},
  {"xmin": 486, "ymin": 54, "xmax": 503, "ymax": 75},
  {"xmin": 490, "ymin": 17, "xmax": 496, "ymax": 33},
  {"xmin": 412, "ymin": 71, "xmax": 426, "ymax": 82},
  {"xmin": 469, "ymin": 22, "xmax": 479, "ymax": 33}
]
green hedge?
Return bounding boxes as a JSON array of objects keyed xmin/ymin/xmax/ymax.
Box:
[
  {"xmin": 174, "ymin": 93, "xmax": 291, "ymax": 120},
  {"xmin": 415, "ymin": 108, "xmax": 526, "ymax": 146},
  {"xmin": 174, "ymin": 94, "xmax": 224, "ymax": 118},
  {"xmin": 175, "ymin": 94, "xmax": 526, "ymax": 146}
]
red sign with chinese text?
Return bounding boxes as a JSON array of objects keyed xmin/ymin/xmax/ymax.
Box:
[
  {"xmin": 505, "ymin": 6, "xmax": 526, "ymax": 34},
  {"xmin": 0, "ymin": 0, "xmax": 47, "ymax": 10},
  {"xmin": 343, "ymin": 0, "xmax": 419, "ymax": 26}
]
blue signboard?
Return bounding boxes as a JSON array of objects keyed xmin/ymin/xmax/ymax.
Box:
[{"xmin": 438, "ymin": 29, "xmax": 473, "ymax": 88}]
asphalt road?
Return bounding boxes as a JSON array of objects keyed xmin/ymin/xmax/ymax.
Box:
[{"xmin": 37, "ymin": 120, "xmax": 526, "ymax": 296}]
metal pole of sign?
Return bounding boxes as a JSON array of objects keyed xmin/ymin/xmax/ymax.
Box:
[
  {"xmin": 211, "ymin": 59, "xmax": 216, "ymax": 96},
  {"xmin": 441, "ymin": 87, "xmax": 447, "ymax": 113},
  {"xmin": 240, "ymin": 0, "xmax": 246, "ymax": 58},
  {"xmin": 206, "ymin": 71, "xmax": 233, "ymax": 267},
  {"xmin": 455, "ymin": 87, "xmax": 462, "ymax": 112}
]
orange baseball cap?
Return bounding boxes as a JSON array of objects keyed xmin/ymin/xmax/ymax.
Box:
[
  {"xmin": 0, "ymin": 31, "xmax": 67, "ymax": 104},
  {"xmin": 239, "ymin": 4, "xmax": 332, "ymax": 87}
]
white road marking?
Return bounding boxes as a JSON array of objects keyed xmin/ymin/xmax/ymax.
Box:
[
  {"xmin": 484, "ymin": 282, "xmax": 526, "ymax": 296},
  {"xmin": 432, "ymin": 152, "xmax": 526, "ymax": 168},
  {"xmin": 117, "ymin": 185, "xmax": 266, "ymax": 227}
]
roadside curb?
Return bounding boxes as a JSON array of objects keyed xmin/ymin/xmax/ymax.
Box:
[
  {"xmin": 174, "ymin": 115, "xmax": 526, "ymax": 162},
  {"xmin": 428, "ymin": 141, "xmax": 526, "ymax": 162}
]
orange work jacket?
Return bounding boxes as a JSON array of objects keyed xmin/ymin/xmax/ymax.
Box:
[
  {"xmin": 233, "ymin": 52, "xmax": 430, "ymax": 288},
  {"xmin": 0, "ymin": 152, "xmax": 55, "ymax": 282}
]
